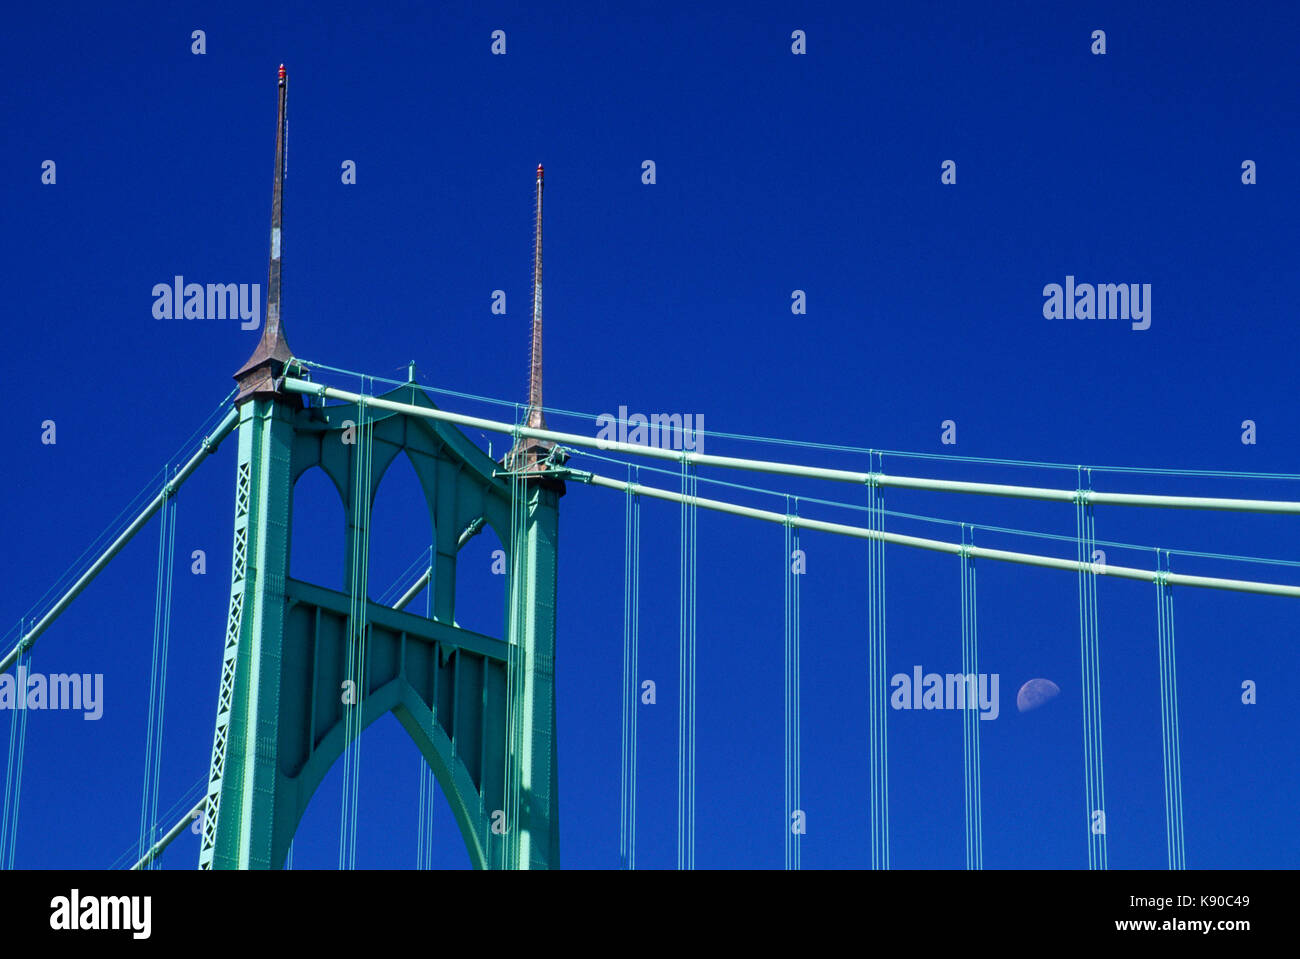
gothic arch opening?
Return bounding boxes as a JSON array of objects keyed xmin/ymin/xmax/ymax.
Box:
[
  {"xmin": 290, "ymin": 466, "xmax": 346, "ymax": 591},
  {"xmin": 367, "ymin": 450, "xmax": 435, "ymax": 608},
  {"xmin": 287, "ymin": 711, "xmax": 472, "ymax": 869}
]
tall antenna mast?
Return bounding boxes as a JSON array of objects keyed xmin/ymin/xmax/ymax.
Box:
[
  {"xmin": 527, "ymin": 164, "xmax": 546, "ymax": 429},
  {"xmin": 234, "ymin": 64, "xmax": 295, "ymax": 403},
  {"xmin": 507, "ymin": 164, "xmax": 565, "ymax": 492}
]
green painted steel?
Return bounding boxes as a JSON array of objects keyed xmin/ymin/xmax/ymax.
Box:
[
  {"xmin": 198, "ymin": 384, "xmax": 562, "ymax": 868},
  {"xmin": 507, "ymin": 481, "xmax": 561, "ymax": 867}
]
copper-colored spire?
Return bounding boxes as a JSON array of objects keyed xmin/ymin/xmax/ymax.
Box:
[
  {"xmin": 234, "ymin": 64, "xmax": 295, "ymax": 403},
  {"xmin": 526, "ymin": 164, "xmax": 546, "ymax": 429},
  {"xmin": 506, "ymin": 165, "xmax": 565, "ymax": 494}
]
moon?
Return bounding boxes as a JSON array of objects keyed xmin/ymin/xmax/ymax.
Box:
[{"xmin": 1017, "ymin": 678, "xmax": 1060, "ymax": 713}]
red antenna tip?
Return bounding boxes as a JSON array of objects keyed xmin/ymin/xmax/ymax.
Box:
[
  {"xmin": 278, "ymin": 64, "xmax": 286, "ymax": 79},
  {"xmin": 537, "ymin": 164, "xmax": 544, "ymax": 179}
]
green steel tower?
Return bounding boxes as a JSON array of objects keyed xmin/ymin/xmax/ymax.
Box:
[{"xmin": 197, "ymin": 66, "xmax": 563, "ymax": 869}]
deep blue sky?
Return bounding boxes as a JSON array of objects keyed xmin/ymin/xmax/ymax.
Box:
[{"xmin": 2, "ymin": 1, "xmax": 1297, "ymax": 869}]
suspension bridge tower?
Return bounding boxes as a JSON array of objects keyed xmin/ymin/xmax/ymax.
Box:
[{"xmin": 197, "ymin": 65, "xmax": 563, "ymax": 869}]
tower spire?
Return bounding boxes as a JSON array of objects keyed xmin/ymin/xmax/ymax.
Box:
[
  {"xmin": 234, "ymin": 64, "xmax": 295, "ymax": 403},
  {"xmin": 527, "ymin": 164, "xmax": 546, "ymax": 429},
  {"xmin": 506, "ymin": 164, "xmax": 564, "ymax": 492}
]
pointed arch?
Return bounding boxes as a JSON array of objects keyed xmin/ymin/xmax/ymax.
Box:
[
  {"xmin": 271, "ymin": 668, "xmax": 497, "ymax": 870},
  {"xmin": 289, "ymin": 466, "xmax": 347, "ymax": 591},
  {"xmin": 290, "ymin": 712, "xmax": 473, "ymax": 868},
  {"xmin": 368, "ymin": 449, "xmax": 435, "ymax": 605}
]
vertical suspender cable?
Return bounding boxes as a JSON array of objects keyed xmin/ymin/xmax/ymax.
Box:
[
  {"xmin": 417, "ymin": 550, "xmax": 436, "ymax": 869},
  {"xmin": 138, "ymin": 469, "xmax": 178, "ymax": 867},
  {"xmin": 1075, "ymin": 471, "xmax": 1094, "ymax": 868},
  {"xmin": 350, "ymin": 389, "xmax": 373, "ymax": 868},
  {"xmin": 690, "ymin": 458, "xmax": 698, "ymax": 867},
  {"xmin": 1156, "ymin": 549, "xmax": 1172, "ymax": 867},
  {"xmin": 794, "ymin": 508, "xmax": 802, "ymax": 870},
  {"xmin": 1076, "ymin": 468, "xmax": 1108, "ymax": 869},
  {"xmin": 1087, "ymin": 478, "xmax": 1107, "ymax": 869},
  {"xmin": 784, "ymin": 498, "xmax": 803, "ymax": 869},
  {"xmin": 677, "ymin": 456, "xmax": 697, "ymax": 869},
  {"xmin": 681, "ymin": 454, "xmax": 691, "ymax": 868},
  {"xmin": 620, "ymin": 468, "xmax": 641, "ymax": 869},
  {"xmin": 1167, "ymin": 553, "xmax": 1186, "ymax": 869},
  {"xmin": 784, "ymin": 504, "xmax": 791, "ymax": 870},
  {"xmin": 416, "ymin": 758, "xmax": 426, "ymax": 868},
  {"xmin": 630, "ymin": 476, "xmax": 641, "ymax": 868},
  {"xmin": 416, "ymin": 755, "xmax": 435, "ymax": 869},
  {"xmin": 1168, "ymin": 553, "xmax": 1186, "ymax": 869},
  {"xmin": 961, "ymin": 525, "xmax": 969, "ymax": 868},
  {"xmin": 0, "ymin": 622, "xmax": 30, "ymax": 869},
  {"xmin": 503, "ymin": 416, "xmax": 517, "ymax": 869},
  {"xmin": 339, "ymin": 413, "xmax": 360, "ymax": 869},
  {"xmin": 503, "ymin": 414, "xmax": 517, "ymax": 868},
  {"xmin": 339, "ymin": 380, "xmax": 373, "ymax": 869},
  {"xmin": 971, "ymin": 528, "xmax": 982, "ymax": 867},
  {"xmin": 867, "ymin": 451, "xmax": 890, "ymax": 869},
  {"xmin": 1155, "ymin": 550, "xmax": 1186, "ymax": 869},
  {"xmin": 512, "ymin": 426, "xmax": 527, "ymax": 869},
  {"xmin": 503, "ymin": 406, "xmax": 528, "ymax": 869},
  {"xmin": 960, "ymin": 524, "xmax": 983, "ymax": 869},
  {"xmin": 339, "ymin": 400, "xmax": 358, "ymax": 868},
  {"xmin": 619, "ymin": 474, "xmax": 635, "ymax": 868},
  {"xmin": 153, "ymin": 484, "xmax": 177, "ymax": 853}
]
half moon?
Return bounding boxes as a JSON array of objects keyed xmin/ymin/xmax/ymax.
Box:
[{"xmin": 1017, "ymin": 678, "xmax": 1060, "ymax": 713}]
